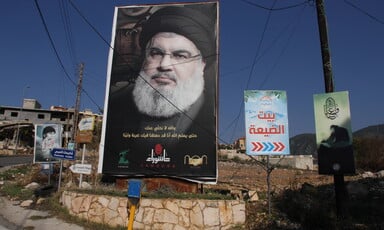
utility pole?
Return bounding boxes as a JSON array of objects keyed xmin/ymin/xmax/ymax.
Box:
[
  {"xmin": 315, "ymin": 0, "xmax": 346, "ymax": 218},
  {"xmin": 316, "ymin": 0, "xmax": 334, "ymax": 93},
  {"xmin": 73, "ymin": 63, "xmax": 84, "ymax": 145}
]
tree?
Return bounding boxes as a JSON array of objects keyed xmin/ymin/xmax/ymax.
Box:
[{"xmin": 354, "ymin": 137, "xmax": 384, "ymax": 171}]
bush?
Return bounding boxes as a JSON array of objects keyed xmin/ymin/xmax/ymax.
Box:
[
  {"xmin": 0, "ymin": 183, "xmax": 34, "ymax": 200},
  {"xmin": 354, "ymin": 137, "xmax": 384, "ymax": 172},
  {"xmin": 274, "ymin": 183, "xmax": 337, "ymax": 229}
]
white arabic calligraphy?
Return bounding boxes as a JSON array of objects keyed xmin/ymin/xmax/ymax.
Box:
[{"xmin": 146, "ymin": 149, "xmax": 170, "ymax": 164}]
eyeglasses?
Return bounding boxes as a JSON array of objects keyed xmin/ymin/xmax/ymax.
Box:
[{"xmin": 145, "ymin": 47, "xmax": 201, "ymax": 63}]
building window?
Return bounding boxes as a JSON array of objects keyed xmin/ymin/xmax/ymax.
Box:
[
  {"xmin": 11, "ymin": 112, "xmax": 18, "ymax": 117},
  {"xmin": 37, "ymin": 114, "xmax": 45, "ymax": 119}
]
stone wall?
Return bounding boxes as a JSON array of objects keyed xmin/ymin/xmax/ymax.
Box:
[{"xmin": 61, "ymin": 191, "xmax": 246, "ymax": 229}]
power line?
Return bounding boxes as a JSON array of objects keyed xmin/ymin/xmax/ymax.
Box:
[
  {"xmin": 258, "ymin": 2, "xmax": 309, "ymax": 89},
  {"xmin": 59, "ymin": 0, "xmax": 77, "ymax": 111},
  {"xmin": 223, "ymin": 0, "xmax": 277, "ymax": 144},
  {"xmin": 344, "ymin": 0, "xmax": 384, "ymax": 25},
  {"xmin": 221, "ymin": 0, "xmax": 315, "ymax": 144},
  {"xmin": 35, "ymin": 0, "xmax": 103, "ymax": 113},
  {"xmin": 59, "ymin": 0, "xmax": 78, "ymax": 67},
  {"xmin": 68, "ymin": 0, "xmax": 112, "ymax": 48},
  {"xmin": 33, "ymin": 0, "xmax": 77, "ymax": 88},
  {"xmin": 240, "ymin": 0, "xmax": 310, "ymax": 11}
]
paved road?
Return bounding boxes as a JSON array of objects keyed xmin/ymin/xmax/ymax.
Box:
[
  {"xmin": 0, "ymin": 155, "xmax": 33, "ymax": 168},
  {"xmin": 0, "ymin": 155, "xmax": 85, "ymax": 229},
  {"xmin": 0, "ymin": 155, "xmax": 32, "ymax": 229},
  {"xmin": 0, "ymin": 214, "xmax": 17, "ymax": 230},
  {"xmin": 0, "ymin": 197, "xmax": 84, "ymax": 230}
]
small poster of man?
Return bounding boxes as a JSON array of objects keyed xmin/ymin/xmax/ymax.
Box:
[{"xmin": 34, "ymin": 124, "xmax": 62, "ymax": 163}]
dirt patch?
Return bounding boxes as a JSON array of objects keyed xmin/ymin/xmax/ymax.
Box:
[{"xmin": 211, "ymin": 161, "xmax": 359, "ymax": 194}]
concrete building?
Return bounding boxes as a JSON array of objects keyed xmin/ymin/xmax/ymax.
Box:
[
  {"xmin": 234, "ymin": 137, "xmax": 246, "ymax": 153},
  {"xmin": 0, "ymin": 99, "xmax": 102, "ymax": 149}
]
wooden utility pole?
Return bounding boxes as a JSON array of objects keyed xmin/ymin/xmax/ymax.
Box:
[
  {"xmin": 73, "ymin": 63, "xmax": 84, "ymax": 144},
  {"xmin": 315, "ymin": 0, "xmax": 346, "ymax": 218},
  {"xmin": 315, "ymin": 0, "xmax": 334, "ymax": 93}
]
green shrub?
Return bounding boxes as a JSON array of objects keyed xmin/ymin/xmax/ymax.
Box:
[
  {"xmin": 354, "ymin": 137, "xmax": 384, "ymax": 172},
  {"xmin": 274, "ymin": 183, "xmax": 337, "ymax": 229},
  {"xmin": 0, "ymin": 166, "xmax": 31, "ymax": 181},
  {"xmin": 0, "ymin": 183, "xmax": 34, "ymax": 200}
]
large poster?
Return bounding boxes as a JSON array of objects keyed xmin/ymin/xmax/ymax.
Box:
[
  {"xmin": 244, "ymin": 90, "xmax": 290, "ymax": 155},
  {"xmin": 314, "ymin": 91, "xmax": 355, "ymax": 175},
  {"xmin": 34, "ymin": 124, "xmax": 62, "ymax": 163},
  {"xmin": 99, "ymin": 2, "xmax": 218, "ymax": 183}
]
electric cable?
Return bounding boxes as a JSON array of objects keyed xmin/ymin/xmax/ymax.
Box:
[
  {"xmin": 258, "ymin": 2, "xmax": 308, "ymax": 89},
  {"xmin": 240, "ymin": 0, "xmax": 309, "ymax": 11},
  {"xmin": 33, "ymin": 0, "xmax": 77, "ymax": 89},
  {"xmin": 35, "ymin": 0, "xmax": 104, "ymax": 113},
  {"xmin": 223, "ymin": 0, "xmax": 277, "ymax": 145},
  {"xmin": 58, "ymin": 0, "xmax": 76, "ymax": 110},
  {"xmin": 59, "ymin": 0, "xmax": 78, "ymax": 67},
  {"xmin": 221, "ymin": 0, "xmax": 313, "ymax": 144},
  {"xmin": 344, "ymin": 0, "xmax": 384, "ymax": 25}
]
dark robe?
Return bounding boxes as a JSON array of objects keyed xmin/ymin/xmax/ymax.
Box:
[{"xmin": 102, "ymin": 80, "xmax": 217, "ymax": 182}]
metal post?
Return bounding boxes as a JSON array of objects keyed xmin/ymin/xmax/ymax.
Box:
[
  {"xmin": 267, "ymin": 155, "xmax": 271, "ymax": 216},
  {"xmin": 79, "ymin": 143, "xmax": 86, "ymax": 188},
  {"xmin": 58, "ymin": 160, "xmax": 63, "ymax": 191},
  {"xmin": 128, "ymin": 205, "xmax": 136, "ymax": 230},
  {"xmin": 48, "ymin": 160, "xmax": 52, "ymax": 185}
]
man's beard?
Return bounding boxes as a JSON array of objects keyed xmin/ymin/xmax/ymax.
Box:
[{"xmin": 132, "ymin": 68, "xmax": 204, "ymax": 118}]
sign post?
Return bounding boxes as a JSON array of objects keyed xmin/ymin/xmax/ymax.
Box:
[
  {"xmin": 75, "ymin": 117, "xmax": 95, "ymax": 188},
  {"xmin": 314, "ymin": 91, "xmax": 355, "ymax": 218},
  {"xmin": 127, "ymin": 179, "xmax": 142, "ymax": 230}
]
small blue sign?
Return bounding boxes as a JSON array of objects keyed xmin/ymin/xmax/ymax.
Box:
[
  {"xmin": 51, "ymin": 148, "xmax": 76, "ymax": 160},
  {"xmin": 127, "ymin": 180, "xmax": 142, "ymax": 199}
]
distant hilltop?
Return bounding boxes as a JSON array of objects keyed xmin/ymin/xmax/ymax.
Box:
[{"xmin": 290, "ymin": 124, "xmax": 384, "ymax": 156}]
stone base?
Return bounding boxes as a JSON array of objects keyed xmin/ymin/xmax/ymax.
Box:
[{"xmin": 61, "ymin": 191, "xmax": 246, "ymax": 229}]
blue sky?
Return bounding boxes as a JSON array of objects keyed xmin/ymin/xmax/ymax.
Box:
[{"xmin": 1, "ymin": 0, "xmax": 383, "ymax": 144}]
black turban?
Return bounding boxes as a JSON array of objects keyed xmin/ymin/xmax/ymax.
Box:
[{"xmin": 139, "ymin": 5, "xmax": 216, "ymax": 64}]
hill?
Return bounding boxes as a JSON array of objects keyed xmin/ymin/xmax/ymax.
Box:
[
  {"xmin": 289, "ymin": 133, "xmax": 316, "ymax": 155},
  {"xmin": 353, "ymin": 124, "xmax": 384, "ymax": 138},
  {"xmin": 289, "ymin": 124, "xmax": 384, "ymax": 156}
]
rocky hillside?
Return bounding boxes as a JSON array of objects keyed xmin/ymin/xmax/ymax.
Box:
[
  {"xmin": 353, "ymin": 124, "xmax": 384, "ymax": 138},
  {"xmin": 289, "ymin": 133, "xmax": 317, "ymax": 155},
  {"xmin": 289, "ymin": 124, "xmax": 384, "ymax": 156}
]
